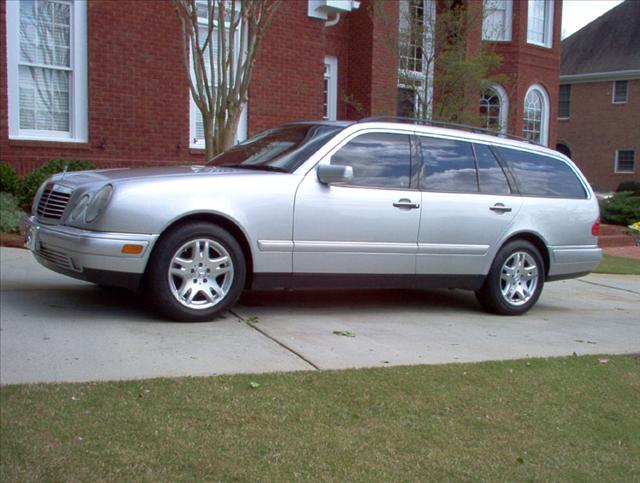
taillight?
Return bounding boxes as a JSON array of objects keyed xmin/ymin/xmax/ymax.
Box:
[{"xmin": 592, "ymin": 218, "xmax": 601, "ymax": 236}]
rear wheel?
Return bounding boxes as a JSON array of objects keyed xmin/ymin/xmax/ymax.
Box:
[
  {"xmin": 476, "ymin": 240, "xmax": 544, "ymax": 315},
  {"xmin": 146, "ymin": 222, "xmax": 246, "ymax": 322}
]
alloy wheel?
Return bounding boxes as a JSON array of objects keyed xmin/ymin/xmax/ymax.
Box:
[
  {"xmin": 499, "ymin": 251, "xmax": 539, "ymax": 307},
  {"xmin": 167, "ymin": 238, "xmax": 234, "ymax": 309}
]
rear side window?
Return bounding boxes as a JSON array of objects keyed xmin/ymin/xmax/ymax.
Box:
[
  {"xmin": 494, "ymin": 147, "xmax": 587, "ymax": 199},
  {"xmin": 419, "ymin": 137, "xmax": 478, "ymax": 192},
  {"xmin": 474, "ymin": 144, "xmax": 511, "ymax": 194},
  {"xmin": 330, "ymin": 133, "xmax": 412, "ymax": 189}
]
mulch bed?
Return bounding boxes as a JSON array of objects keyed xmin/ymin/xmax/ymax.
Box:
[{"xmin": 0, "ymin": 232, "xmax": 25, "ymax": 249}]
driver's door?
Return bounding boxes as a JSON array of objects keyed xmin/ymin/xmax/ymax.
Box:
[{"xmin": 293, "ymin": 131, "xmax": 421, "ymax": 276}]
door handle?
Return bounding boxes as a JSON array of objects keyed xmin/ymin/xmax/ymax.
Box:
[
  {"xmin": 490, "ymin": 203, "xmax": 512, "ymax": 213},
  {"xmin": 393, "ymin": 199, "xmax": 420, "ymax": 209}
]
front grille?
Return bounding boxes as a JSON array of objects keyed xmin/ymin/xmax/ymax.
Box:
[
  {"xmin": 38, "ymin": 243, "xmax": 75, "ymax": 271},
  {"xmin": 37, "ymin": 185, "xmax": 72, "ymax": 220}
]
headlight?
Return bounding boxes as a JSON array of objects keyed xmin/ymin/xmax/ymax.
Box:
[
  {"xmin": 85, "ymin": 185, "xmax": 113, "ymax": 223},
  {"xmin": 70, "ymin": 194, "xmax": 90, "ymax": 220}
]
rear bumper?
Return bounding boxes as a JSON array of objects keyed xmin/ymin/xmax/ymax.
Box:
[
  {"xmin": 22, "ymin": 215, "xmax": 158, "ymax": 289},
  {"xmin": 547, "ymin": 245, "xmax": 602, "ymax": 281}
]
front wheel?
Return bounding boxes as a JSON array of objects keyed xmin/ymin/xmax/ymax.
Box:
[
  {"xmin": 475, "ymin": 240, "xmax": 544, "ymax": 316},
  {"xmin": 145, "ymin": 222, "xmax": 246, "ymax": 322}
]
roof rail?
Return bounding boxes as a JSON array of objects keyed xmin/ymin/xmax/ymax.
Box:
[{"xmin": 357, "ymin": 116, "xmax": 542, "ymax": 146}]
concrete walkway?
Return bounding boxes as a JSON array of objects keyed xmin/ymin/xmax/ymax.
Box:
[{"xmin": 1, "ymin": 247, "xmax": 639, "ymax": 385}]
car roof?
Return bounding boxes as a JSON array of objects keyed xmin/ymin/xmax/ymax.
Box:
[
  {"xmin": 285, "ymin": 119, "xmax": 564, "ymax": 160},
  {"xmin": 286, "ymin": 120, "xmax": 354, "ymax": 128}
]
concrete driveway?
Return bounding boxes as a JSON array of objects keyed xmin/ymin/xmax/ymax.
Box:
[{"xmin": 1, "ymin": 246, "xmax": 639, "ymax": 385}]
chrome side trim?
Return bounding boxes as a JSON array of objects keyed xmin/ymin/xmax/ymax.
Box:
[
  {"xmin": 418, "ymin": 243, "xmax": 489, "ymax": 255},
  {"xmin": 258, "ymin": 240, "xmax": 294, "ymax": 252},
  {"xmin": 294, "ymin": 240, "xmax": 417, "ymax": 253}
]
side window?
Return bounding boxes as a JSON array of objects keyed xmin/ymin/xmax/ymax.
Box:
[
  {"xmin": 474, "ymin": 144, "xmax": 511, "ymax": 194},
  {"xmin": 494, "ymin": 147, "xmax": 587, "ymax": 199},
  {"xmin": 330, "ymin": 133, "xmax": 411, "ymax": 189},
  {"xmin": 419, "ymin": 137, "xmax": 478, "ymax": 193}
]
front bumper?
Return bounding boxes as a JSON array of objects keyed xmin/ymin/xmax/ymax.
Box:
[{"xmin": 22, "ymin": 215, "xmax": 159, "ymax": 289}]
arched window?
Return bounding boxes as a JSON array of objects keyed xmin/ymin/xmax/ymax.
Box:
[
  {"xmin": 480, "ymin": 85, "xmax": 508, "ymax": 133},
  {"xmin": 523, "ymin": 84, "xmax": 550, "ymax": 145}
]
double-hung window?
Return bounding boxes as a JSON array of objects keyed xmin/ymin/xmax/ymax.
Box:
[
  {"xmin": 527, "ymin": 0, "xmax": 554, "ymax": 48},
  {"xmin": 558, "ymin": 84, "xmax": 571, "ymax": 119},
  {"xmin": 615, "ymin": 150, "xmax": 635, "ymax": 174},
  {"xmin": 397, "ymin": 0, "xmax": 435, "ymax": 119},
  {"xmin": 482, "ymin": 0, "xmax": 512, "ymax": 41},
  {"xmin": 612, "ymin": 80, "xmax": 628, "ymax": 104},
  {"xmin": 6, "ymin": 0, "xmax": 88, "ymax": 142},
  {"xmin": 189, "ymin": 0, "xmax": 246, "ymax": 149}
]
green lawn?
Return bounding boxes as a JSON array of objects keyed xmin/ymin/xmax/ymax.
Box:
[
  {"xmin": 2, "ymin": 356, "xmax": 639, "ymax": 481},
  {"xmin": 595, "ymin": 255, "xmax": 640, "ymax": 275}
]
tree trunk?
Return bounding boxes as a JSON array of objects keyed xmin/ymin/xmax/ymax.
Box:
[
  {"xmin": 203, "ymin": 112, "xmax": 216, "ymax": 162},
  {"xmin": 221, "ymin": 110, "xmax": 241, "ymax": 152}
]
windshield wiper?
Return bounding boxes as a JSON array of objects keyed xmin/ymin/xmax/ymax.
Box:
[{"xmin": 219, "ymin": 163, "xmax": 289, "ymax": 173}]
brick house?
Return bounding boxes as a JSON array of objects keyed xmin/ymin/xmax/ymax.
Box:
[
  {"xmin": 1, "ymin": 0, "xmax": 561, "ymax": 175},
  {"xmin": 556, "ymin": 0, "xmax": 639, "ymax": 191}
]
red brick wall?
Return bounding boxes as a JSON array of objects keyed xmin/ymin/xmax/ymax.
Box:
[
  {"xmin": 346, "ymin": 0, "xmax": 398, "ymax": 119},
  {"xmin": 248, "ymin": 0, "xmax": 370, "ymax": 132},
  {"xmin": 557, "ymin": 79, "xmax": 640, "ymax": 191},
  {"xmin": 1, "ymin": 0, "xmax": 205, "ymax": 174},
  {"xmin": 491, "ymin": 0, "xmax": 562, "ymax": 146},
  {"xmin": 2, "ymin": 0, "xmax": 393, "ymax": 175},
  {"xmin": 249, "ymin": 1, "xmax": 325, "ymax": 133}
]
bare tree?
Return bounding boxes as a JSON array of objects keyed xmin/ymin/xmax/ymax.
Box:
[{"xmin": 174, "ymin": 0, "xmax": 281, "ymax": 160}]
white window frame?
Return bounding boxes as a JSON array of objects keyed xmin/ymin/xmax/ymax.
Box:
[
  {"xmin": 612, "ymin": 80, "xmax": 628, "ymax": 104},
  {"xmin": 482, "ymin": 0, "xmax": 513, "ymax": 42},
  {"xmin": 523, "ymin": 83, "xmax": 550, "ymax": 146},
  {"xmin": 480, "ymin": 84, "xmax": 509, "ymax": 134},
  {"xmin": 323, "ymin": 56, "xmax": 338, "ymax": 121},
  {"xmin": 189, "ymin": 1, "xmax": 247, "ymax": 150},
  {"xmin": 614, "ymin": 149, "xmax": 635, "ymax": 174},
  {"xmin": 6, "ymin": 0, "xmax": 88, "ymax": 142},
  {"xmin": 527, "ymin": 0, "xmax": 554, "ymax": 48}
]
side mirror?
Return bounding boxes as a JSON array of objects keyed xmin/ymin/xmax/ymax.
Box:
[{"xmin": 317, "ymin": 164, "xmax": 353, "ymax": 185}]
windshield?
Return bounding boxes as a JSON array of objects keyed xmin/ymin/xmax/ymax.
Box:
[{"xmin": 207, "ymin": 124, "xmax": 345, "ymax": 173}]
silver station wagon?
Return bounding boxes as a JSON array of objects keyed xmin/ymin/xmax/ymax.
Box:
[{"xmin": 23, "ymin": 119, "xmax": 602, "ymax": 321}]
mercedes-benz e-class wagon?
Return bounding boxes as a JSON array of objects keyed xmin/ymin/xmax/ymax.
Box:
[{"xmin": 23, "ymin": 120, "xmax": 602, "ymax": 321}]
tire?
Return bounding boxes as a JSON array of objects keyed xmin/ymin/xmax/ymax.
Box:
[
  {"xmin": 145, "ymin": 222, "xmax": 246, "ymax": 322},
  {"xmin": 475, "ymin": 240, "xmax": 544, "ymax": 316}
]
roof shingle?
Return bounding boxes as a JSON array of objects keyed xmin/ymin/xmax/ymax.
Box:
[{"xmin": 560, "ymin": 0, "xmax": 640, "ymax": 76}]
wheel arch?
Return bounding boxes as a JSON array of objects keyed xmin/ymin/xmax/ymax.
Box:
[
  {"xmin": 149, "ymin": 212, "xmax": 254, "ymax": 289},
  {"xmin": 499, "ymin": 231, "xmax": 551, "ymax": 277}
]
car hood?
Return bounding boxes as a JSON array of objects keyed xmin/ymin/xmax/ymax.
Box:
[{"xmin": 49, "ymin": 165, "xmax": 266, "ymax": 189}]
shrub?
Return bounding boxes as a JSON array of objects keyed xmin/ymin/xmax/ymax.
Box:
[
  {"xmin": 0, "ymin": 192, "xmax": 24, "ymax": 233},
  {"xmin": 600, "ymin": 191, "xmax": 640, "ymax": 226},
  {"xmin": 616, "ymin": 180, "xmax": 640, "ymax": 192},
  {"xmin": 17, "ymin": 159, "xmax": 95, "ymax": 210},
  {"xmin": 0, "ymin": 161, "xmax": 19, "ymax": 194}
]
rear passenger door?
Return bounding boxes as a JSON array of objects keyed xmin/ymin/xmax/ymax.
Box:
[
  {"xmin": 492, "ymin": 146, "xmax": 592, "ymax": 247},
  {"xmin": 416, "ymin": 137, "xmax": 523, "ymax": 276}
]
